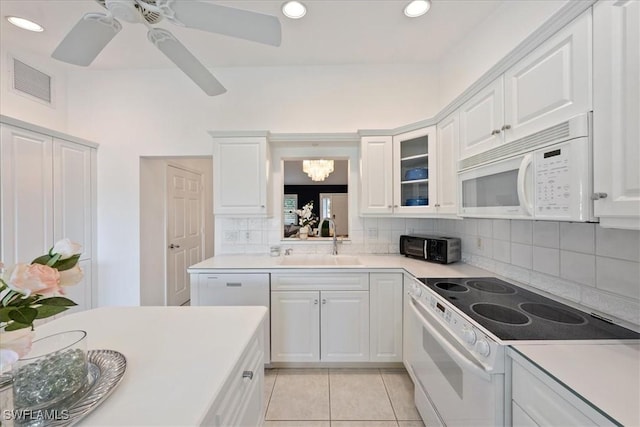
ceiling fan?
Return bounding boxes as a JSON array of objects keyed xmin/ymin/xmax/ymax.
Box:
[{"xmin": 51, "ymin": 0, "xmax": 282, "ymax": 96}]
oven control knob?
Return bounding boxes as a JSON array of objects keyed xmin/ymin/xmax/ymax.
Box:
[
  {"xmin": 462, "ymin": 328, "xmax": 476, "ymax": 345},
  {"xmin": 476, "ymin": 339, "xmax": 491, "ymax": 357}
]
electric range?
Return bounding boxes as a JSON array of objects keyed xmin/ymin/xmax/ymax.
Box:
[{"xmin": 418, "ymin": 277, "xmax": 640, "ymax": 342}]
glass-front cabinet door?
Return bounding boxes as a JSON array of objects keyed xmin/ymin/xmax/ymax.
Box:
[{"xmin": 393, "ymin": 127, "xmax": 437, "ymax": 214}]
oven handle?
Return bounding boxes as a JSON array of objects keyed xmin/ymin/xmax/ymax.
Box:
[
  {"xmin": 410, "ymin": 298, "xmax": 493, "ymax": 381},
  {"xmin": 517, "ymin": 153, "xmax": 534, "ymax": 216}
]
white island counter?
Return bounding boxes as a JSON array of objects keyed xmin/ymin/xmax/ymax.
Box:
[{"xmin": 28, "ymin": 306, "xmax": 267, "ymax": 426}]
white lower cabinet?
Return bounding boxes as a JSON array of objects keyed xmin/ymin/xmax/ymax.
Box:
[
  {"xmin": 204, "ymin": 321, "xmax": 265, "ymax": 426},
  {"xmin": 370, "ymin": 273, "xmax": 403, "ymax": 362},
  {"xmin": 270, "ymin": 273, "xmax": 372, "ymax": 363},
  {"xmin": 509, "ymin": 350, "xmax": 614, "ymax": 426},
  {"xmin": 271, "ymin": 291, "xmax": 320, "ymax": 362}
]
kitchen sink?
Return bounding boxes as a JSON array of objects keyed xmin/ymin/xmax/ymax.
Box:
[{"xmin": 278, "ymin": 255, "xmax": 362, "ymax": 266}]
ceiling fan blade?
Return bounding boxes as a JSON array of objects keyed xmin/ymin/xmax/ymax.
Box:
[
  {"xmin": 52, "ymin": 13, "xmax": 122, "ymax": 66},
  {"xmin": 148, "ymin": 28, "xmax": 227, "ymax": 96},
  {"xmin": 156, "ymin": 0, "xmax": 281, "ymax": 47}
]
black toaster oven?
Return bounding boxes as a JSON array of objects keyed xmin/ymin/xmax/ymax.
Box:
[{"xmin": 400, "ymin": 235, "xmax": 461, "ymax": 264}]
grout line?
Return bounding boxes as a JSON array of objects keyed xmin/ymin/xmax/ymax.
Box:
[
  {"xmin": 263, "ymin": 368, "xmax": 278, "ymax": 421},
  {"xmin": 328, "ymin": 368, "xmax": 332, "ymax": 421},
  {"xmin": 379, "ymin": 368, "xmax": 399, "ymax": 422}
]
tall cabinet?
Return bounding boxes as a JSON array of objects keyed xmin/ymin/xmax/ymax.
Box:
[
  {"xmin": 0, "ymin": 117, "xmax": 97, "ymax": 312},
  {"xmin": 593, "ymin": 0, "xmax": 640, "ymax": 229}
]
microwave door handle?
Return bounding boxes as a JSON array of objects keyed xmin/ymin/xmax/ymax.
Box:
[
  {"xmin": 517, "ymin": 153, "xmax": 534, "ymax": 216},
  {"xmin": 410, "ymin": 299, "xmax": 492, "ymax": 381}
]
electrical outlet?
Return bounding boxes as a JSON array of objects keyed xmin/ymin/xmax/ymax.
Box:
[
  {"xmin": 477, "ymin": 237, "xmax": 482, "ymax": 249},
  {"xmin": 368, "ymin": 228, "xmax": 378, "ymax": 239}
]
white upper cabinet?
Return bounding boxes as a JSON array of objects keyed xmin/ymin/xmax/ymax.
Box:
[
  {"xmin": 459, "ymin": 10, "xmax": 592, "ymax": 162},
  {"xmin": 459, "ymin": 77, "xmax": 505, "ymax": 159},
  {"xmin": 360, "ymin": 127, "xmax": 439, "ymax": 216},
  {"xmin": 435, "ymin": 112, "xmax": 459, "ymax": 215},
  {"xmin": 504, "ymin": 10, "xmax": 592, "ymax": 142},
  {"xmin": 593, "ymin": 0, "xmax": 640, "ymax": 230},
  {"xmin": 213, "ymin": 135, "xmax": 270, "ymax": 216},
  {"xmin": 360, "ymin": 135, "xmax": 394, "ymax": 214},
  {"xmin": 393, "ymin": 127, "xmax": 438, "ymax": 215}
]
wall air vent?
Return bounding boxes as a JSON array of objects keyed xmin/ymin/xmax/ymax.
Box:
[{"xmin": 12, "ymin": 58, "xmax": 52, "ymax": 104}]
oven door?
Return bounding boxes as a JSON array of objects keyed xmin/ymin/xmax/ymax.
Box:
[
  {"xmin": 406, "ymin": 297, "xmax": 504, "ymax": 426},
  {"xmin": 458, "ymin": 153, "xmax": 534, "ymax": 219}
]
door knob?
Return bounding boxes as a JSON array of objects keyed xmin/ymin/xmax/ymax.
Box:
[{"xmin": 169, "ymin": 244, "xmax": 181, "ymax": 249}]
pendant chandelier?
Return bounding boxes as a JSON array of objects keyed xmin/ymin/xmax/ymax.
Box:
[{"xmin": 303, "ymin": 159, "xmax": 334, "ymax": 182}]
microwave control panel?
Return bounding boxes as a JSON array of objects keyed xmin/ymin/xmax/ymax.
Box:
[{"xmin": 535, "ymin": 144, "xmax": 572, "ymax": 214}]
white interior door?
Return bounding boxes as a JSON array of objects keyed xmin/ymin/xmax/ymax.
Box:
[
  {"xmin": 166, "ymin": 165, "xmax": 203, "ymax": 306},
  {"xmin": 319, "ymin": 193, "xmax": 348, "ymax": 236}
]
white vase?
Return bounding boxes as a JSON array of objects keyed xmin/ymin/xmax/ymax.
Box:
[{"xmin": 299, "ymin": 226, "xmax": 309, "ymax": 240}]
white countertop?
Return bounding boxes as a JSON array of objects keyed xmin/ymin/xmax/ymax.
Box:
[
  {"xmin": 512, "ymin": 342, "xmax": 640, "ymax": 426},
  {"xmin": 32, "ymin": 306, "xmax": 267, "ymax": 426},
  {"xmin": 187, "ymin": 253, "xmax": 492, "ymax": 279}
]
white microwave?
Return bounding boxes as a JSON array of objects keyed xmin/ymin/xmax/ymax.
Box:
[{"xmin": 458, "ymin": 114, "xmax": 595, "ymax": 222}]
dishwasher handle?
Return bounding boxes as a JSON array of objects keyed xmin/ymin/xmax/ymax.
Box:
[{"xmin": 410, "ymin": 298, "xmax": 492, "ymax": 381}]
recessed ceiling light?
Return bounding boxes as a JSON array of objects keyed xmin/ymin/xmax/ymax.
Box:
[
  {"xmin": 6, "ymin": 16, "xmax": 44, "ymax": 32},
  {"xmin": 282, "ymin": 1, "xmax": 306, "ymax": 19},
  {"xmin": 404, "ymin": 0, "xmax": 431, "ymax": 18}
]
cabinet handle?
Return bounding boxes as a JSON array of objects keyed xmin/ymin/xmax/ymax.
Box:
[
  {"xmin": 393, "ymin": 205, "xmax": 399, "ymax": 208},
  {"xmin": 388, "ymin": 205, "xmax": 392, "ymax": 208},
  {"xmin": 501, "ymin": 124, "xmax": 511, "ymax": 131},
  {"xmin": 261, "ymin": 205, "xmax": 265, "ymax": 208},
  {"xmin": 169, "ymin": 243, "xmax": 181, "ymax": 249},
  {"xmin": 591, "ymin": 192, "xmax": 608, "ymax": 200},
  {"xmin": 435, "ymin": 204, "xmax": 440, "ymax": 207},
  {"xmin": 322, "ymin": 299, "xmax": 327, "ymax": 304},
  {"xmin": 314, "ymin": 299, "xmax": 318, "ymax": 305},
  {"xmin": 226, "ymin": 282, "xmax": 242, "ymax": 287},
  {"xmin": 242, "ymin": 370, "xmax": 254, "ymax": 381},
  {"xmin": 491, "ymin": 129, "xmax": 501, "ymax": 135}
]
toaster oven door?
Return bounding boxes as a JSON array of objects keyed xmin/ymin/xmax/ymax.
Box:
[{"xmin": 402, "ymin": 237, "xmax": 426, "ymax": 259}]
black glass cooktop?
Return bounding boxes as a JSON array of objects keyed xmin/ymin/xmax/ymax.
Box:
[{"xmin": 419, "ymin": 277, "xmax": 640, "ymax": 341}]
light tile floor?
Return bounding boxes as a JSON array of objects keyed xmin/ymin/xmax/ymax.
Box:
[{"xmin": 264, "ymin": 368, "xmax": 425, "ymax": 427}]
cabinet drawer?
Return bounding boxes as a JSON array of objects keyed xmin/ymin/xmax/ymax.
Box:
[
  {"xmin": 271, "ymin": 273, "xmax": 369, "ymax": 291},
  {"xmin": 512, "ymin": 360, "xmax": 602, "ymax": 426},
  {"xmin": 204, "ymin": 332, "xmax": 264, "ymax": 426}
]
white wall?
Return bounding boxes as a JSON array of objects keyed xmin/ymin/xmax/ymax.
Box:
[
  {"xmin": 437, "ymin": 0, "xmax": 567, "ymax": 109},
  {"xmin": 62, "ymin": 64, "xmax": 439, "ymax": 306}
]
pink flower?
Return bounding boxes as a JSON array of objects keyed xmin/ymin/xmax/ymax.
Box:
[
  {"xmin": 7, "ymin": 263, "xmax": 62, "ymax": 297},
  {"xmin": 59, "ymin": 264, "xmax": 84, "ymax": 287}
]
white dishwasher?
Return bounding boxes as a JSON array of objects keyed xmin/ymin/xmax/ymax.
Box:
[{"xmin": 192, "ymin": 273, "xmax": 270, "ymax": 363}]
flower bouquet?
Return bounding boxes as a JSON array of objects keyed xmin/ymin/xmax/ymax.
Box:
[
  {"xmin": 0, "ymin": 239, "xmax": 83, "ymax": 372},
  {"xmin": 295, "ymin": 201, "xmax": 318, "ymax": 239}
]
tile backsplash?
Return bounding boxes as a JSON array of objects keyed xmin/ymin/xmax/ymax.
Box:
[{"xmin": 215, "ymin": 216, "xmax": 640, "ymax": 326}]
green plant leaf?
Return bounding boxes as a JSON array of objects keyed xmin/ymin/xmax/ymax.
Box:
[
  {"xmin": 31, "ymin": 254, "xmax": 53, "ymax": 265},
  {"xmin": 38, "ymin": 297, "xmax": 77, "ymax": 307},
  {"xmin": 53, "ymin": 254, "xmax": 81, "ymax": 271},
  {"xmin": 35, "ymin": 305, "xmax": 69, "ymax": 319},
  {"xmin": 8, "ymin": 307, "xmax": 37, "ymax": 326},
  {"xmin": 4, "ymin": 321, "xmax": 31, "ymax": 331},
  {"xmin": 0, "ymin": 307, "xmax": 16, "ymax": 322},
  {"xmin": 7, "ymin": 294, "xmax": 37, "ymax": 307},
  {"xmin": 46, "ymin": 253, "xmax": 61, "ymax": 267}
]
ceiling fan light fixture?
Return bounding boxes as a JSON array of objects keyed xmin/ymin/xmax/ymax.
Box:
[
  {"xmin": 404, "ymin": 0, "xmax": 431, "ymax": 18},
  {"xmin": 282, "ymin": 1, "xmax": 306, "ymax": 19},
  {"xmin": 6, "ymin": 16, "xmax": 44, "ymax": 32}
]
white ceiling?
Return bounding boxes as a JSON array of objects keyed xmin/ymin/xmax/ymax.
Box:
[{"xmin": 0, "ymin": 0, "xmax": 505, "ymax": 70}]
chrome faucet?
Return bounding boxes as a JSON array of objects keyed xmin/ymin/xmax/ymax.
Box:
[{"xmin": 328, "ymin": 219, "xmax": 338, "ymax": 255}]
